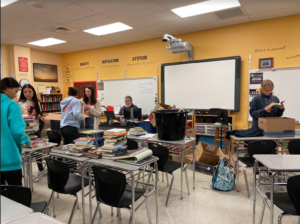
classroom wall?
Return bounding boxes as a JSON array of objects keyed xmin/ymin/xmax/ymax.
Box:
[
  {"xmin": 61, "ymin": 14, "xmax": 300, "ymax": 130},
  {"xmin": 1, "ymin": 44, "xmax": 11, "ymax": 78}
]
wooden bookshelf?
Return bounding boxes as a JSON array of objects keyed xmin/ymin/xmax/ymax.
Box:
[{"xmin": 40, "ymin": 94, "xmax": 63, "ymax": 112}]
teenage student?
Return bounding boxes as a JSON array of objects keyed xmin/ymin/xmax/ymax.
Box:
[
  {"xmin": 115, "ymin": 96, "xmax": 138, "ymax": 118},
  {"xmin": 250, "ymin": 79, "xmax": 285, "ymax": 129},
  {"xmin": 18, "ymin": 84, "xmax": 46, "ymax": 180},
  {"xmin": 1, "ymin": 77, "xmax": 30, "ymax": 186},
  {"xmin": 60, "ymin": 87, "xmax": 85, "ymax": 144},
  {"xmin": 80, "ymin": 85, "xmax": 101, "ymax": 130}
]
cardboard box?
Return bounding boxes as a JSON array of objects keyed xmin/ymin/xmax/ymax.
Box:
[
  {"xmin": 46, "ymin": 112, "xmax": 88, "ymax": 130},
  {"xmin": 148, "ymin": 103, "xmax": 173, "ymax": 127},
  {"xmin": 172, "ymin": 147, "xmax": 194, "ymax": 164},
  {"xmin": 258, "ymin": 117, "xmax": 295, "ymax": 136}
]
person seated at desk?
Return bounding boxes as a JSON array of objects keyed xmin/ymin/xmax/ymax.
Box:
[
  {"xmin": 115, "ymin": 96, "xmax": 138, "ymax": 118},
  {"xmin": 250, "ymin": 79, "xmax": 285, "ymax": 129}
]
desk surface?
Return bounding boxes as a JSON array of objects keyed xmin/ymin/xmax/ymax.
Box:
[
  {"xmin": 22, "ymin": 142, "xmax": 57, "ymax": 153},
  {"xmin": 50, "ymin": 152, "xmax": 90, "ymax": 162},
  {"xmin": 127, "ymin": 133, "xmax": 156, "ymax": 140},
  {"xmin": 1, "ymin": 195, "xmax": 34, "ymax": 224},
  {"xmin": 278, "ymin": 134, "xmax": 300, "ymax": 140},
  {"xmin": 89, "ymin": 156, "xmax": 158, "ymax": 171},
  {"xmin": 8, "ymin": 213, "xmax": 66, "ymax": 224},
  {"xmin": 253, "ymin": 155, "xmax": 300, "ymax": 171},
  {"xmin": 149, "ymin": 135, "xmax": 195, "ymax": 145},
  {"xmin": 79, "ymin": 130, "xmax": 104, "ymax": 134}
]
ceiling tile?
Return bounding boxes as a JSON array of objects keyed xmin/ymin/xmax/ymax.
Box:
[
  {"xmin": 1, "ymin": 28, "xmax": 28, "ymax": 40},
  {"xmin": 150, "ymin": 26, "xmax": 199, "ymax": 38},
  {"xmin": 195, "ymin": 15, "xmax": 251, "ymax": 30},
  {"xmin": 244, "ymin": 0, "xmax": 300, "ymax": 14},
  {"xmin": 123, "ymin": 10, "xmax": 180, "ymax": 28},
  {"xmin": 55, "ymin": 31, "xmax": 95, "ymax": 42},
  {"xmin": 87, "ymin": 40, "xmax": 123, "ymax": 49},
  {"xmin": 70, "ymin": 36, "xmax": 112, "ymax": 45},
  {"xmin": 4, "ymin": 0, "xmax": 72, "ymax": 17},
  {"xmin": 138, "ymin": 19, "xmax": 191, "ymax": 33},
  {"xmin": 8, "ymin": 17, "xmax": 57, "ymax": 32},
  {"xmin": 37, "ymin": 4, "xmax": 97, "ymax": 24},
  {"xmin": 114, "ymin": 34, "xmax": 156, "ymax": 43},
  {"xmin": 249, "ymin": 5, "xmax": 300, "ymax": 21},
  {"xmin": 183, "ymin": 13, "xmax": 218, "ymax": 25},
  {"xmin": 103, "ymin": 29, "xmax": 148, "ymax": 40},
  {"xmin": 238, "ymin": 0, "xmax": 268, "ymax": 5},
  {"xmin": 155, "ymin": 0, "xmax": 207, "ymax": 10},
  {"xmin": 6, "ymin": 33, "xmax": 48, "ymax": 45},
  {"xmin": 77, "ymin": 0, "xmax": 145, "ymax": 13},
  {"xmin": 62, "ymin": 14, "xmax": 116, "ymax": 30},
  {"xmin": 31, "ymin": 29, "xmax": 63, "ymax": 37},
  {"xmin": 1, "ymin": 8, "xmax": 32, "ymax": 27},
  {"xmin": 102, "ymin": 0, "xmax": 167, "ymax": 21}
]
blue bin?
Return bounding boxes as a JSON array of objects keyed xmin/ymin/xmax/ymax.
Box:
[{"xmin": 139, "ymin": 122, "xmax": 156, "ymax": 133}]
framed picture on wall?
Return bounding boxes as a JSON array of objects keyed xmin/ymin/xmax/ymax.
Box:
[
  {"xmin": 259, "ymin": 58, "xmax": 273, "ymax": 69},
  {"xmin": 33, "ymin": 63, "xmax": 58, "ymax": 82}
]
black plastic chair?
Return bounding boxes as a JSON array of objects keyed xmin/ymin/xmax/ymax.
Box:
[
  {"xmin": 47, "ymin": 131, "xmax": 62, "ymax": 146},
  {"xmin": 148, "ymin": 142, "xmax": 189, "ymax": 206},
  {"xmin": 259, "ymin": 175, "xmax": 300, "ymax": 224},
  {"xmin": 1, "ymin": 185, "xmax": 49, "ymax": 215},
  {"xmin": 239, "ymin": 140, "xmax": 277, "ymax": 198},
  {"xmin": 288, "ymin": 140, "xmax": 300, "ymax": 154},
  {"xmin": 45, "ymin": 158, "xmax": 89, "ymax": 224},
  {"xmin": 91, "ymin": 166, "xmax": 152, "ymax": 224}
]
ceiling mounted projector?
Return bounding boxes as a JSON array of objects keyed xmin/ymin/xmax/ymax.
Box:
[{"xmin": 162, "ymin": 34, "xmax": 194, "ymax": 61}]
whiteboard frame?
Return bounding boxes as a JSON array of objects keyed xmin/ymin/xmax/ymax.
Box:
[{"xmin": 160, "ymin": 56, "xmax": 241, "ymax": 112}]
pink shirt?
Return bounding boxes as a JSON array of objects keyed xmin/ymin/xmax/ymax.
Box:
[{"xmin": 84, "ymin": 103, "xmax": 95, "ymax": 117}]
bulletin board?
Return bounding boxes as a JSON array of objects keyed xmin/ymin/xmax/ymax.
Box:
[{"xmin": 73, "ymin": 81, "xmax": 98, "ymax": 99}]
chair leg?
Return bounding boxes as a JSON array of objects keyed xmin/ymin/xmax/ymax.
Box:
[
  {"xmin": 57, "ymin": 193, "xmax": 59, "ymax": 199},
  {"xmin": 297, "ymin": 216, "xmax": 300, "ymax": 224},
  {"xmin": 184, "ymin": 169, "xmax": 190, "ymax": 195},
  {"xmin": 52, "ymin": 191, "xmax": 56, "ymax": 218},
  {"xmin": 162, "ymin": 171, "xmax": 164, "ymax": 182},
  {"xmin": 91, "ymin": 201, "xmax": 100, "ymax": 224},
  {"xmin": 145, "ymin": 199, "xmax": 152, "ymax": 224},
  {"xmin": 98, "ymin": 202, "xmax": 102, "ymax": 218},
  {"xmin": 166, "ymin": 173, "xmax": 169, "ymax": 187},
  {"xmin": 46, "ymin": 191, "xmax": 54, "ymax": 216},
  {"xmin": 77, "ymin": 199, "xmax": 79, "ymax": 209},
  {"xmin": 68, "ymin": 194, "xmax": 78, "ymax": 224},
  {"xmin": 258, "ymin": 199, "xmax": 266, "ymax": 224},
  {"xmin": 128, "ymin": 208, "xmax": 133, "ymax": 224},
  {"xmin": 243, "ymin": 167, "xmax": 250, "ymax": 198},
  {"xmin": 165, "ymin": 173, "xmax": 174, "ymax": 206},
  {"xmin": 278, "ymin": 213, "xmax": 285, "ymax": 224},
  {"xmin": 117, "ymin": 208, "xmax": 122, "ymax": 220},
  {"xmin": 111, "ymin": 207, "xmax": 113, "ymax": 216}
]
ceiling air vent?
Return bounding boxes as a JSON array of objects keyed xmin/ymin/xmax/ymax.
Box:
[
  {"xmin": 28, "ymin": 2, "xmax": 46, "ymax": 9},
  {"xmin": 46, "ymin": 25, "xmax": 78, "ymax": 34},
  {"xmin": 214, "ymin": 7, "xmax": 245, "ymax": 20}
]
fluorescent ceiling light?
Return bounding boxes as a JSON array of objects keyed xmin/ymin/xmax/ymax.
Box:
[
  {"xmin": 28, "ymin": 38, "xmax": 66, "ymax": 47},
  {"xmin": 84, "ymin": 22, "xmax": 133, "ymax": 36},
  {"xmin": 1, "ymin": 0, "xmax": 18, "ymax": 7},
  {"xmin": 171, "ymin": 0, "xmax": 241, "ymax": 18}
]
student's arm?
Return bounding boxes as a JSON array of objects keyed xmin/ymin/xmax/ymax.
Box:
[
  {"xmin": 73, "ymin": 100, "xmax": 85, "ymax": 122},
  {"xmin": 18, "ymin": 102, "xmax": 28, "ymax": 115},
  {"xmin": 89, "ymin": 99, "xmax": 102, "ymax": 117},
  {"xmin": 249, "ymin": 99, "xmax": 267, "ymax": 118},
  {"xmin": 8, "ymin": 103, "xmax": 30, "ymax": 146}
]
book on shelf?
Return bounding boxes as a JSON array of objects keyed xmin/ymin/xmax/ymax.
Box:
[{"xmin": 104, "ymin": 128, "xmax": 127, "ymax": 136}]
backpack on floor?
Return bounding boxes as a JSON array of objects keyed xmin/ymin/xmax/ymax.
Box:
[{"xmin": 212, "ymin": 157, "xmax": 235, "ymax": 192}]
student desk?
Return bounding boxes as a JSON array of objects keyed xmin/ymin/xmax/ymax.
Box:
[
  {"xmin": 87, "ymin": 156, "xmax": 159, "ymax": 224},
  {"xmin": 8, "ymin": 213, "xmax": 66, "ymax": 224},
  {"xmin": 1, "ymin": 195, "xmax": 33, "ymax": 224},
  {"xmin": 253, "ymin": 155, "xmax": 300, "ymax": 224},
  {"xmin": 22, "ymin": 142, "xmax": 57, "ymax": 191},
  {"xmin": 148, "ymin": 135, "xmax": 196, "ymax": 200},
  {"xmin": 49, "ymin": 152, "xmax": 90, "ymax": 224},
  {"xmin": 99, "ymin": 124, "xmax": 131, "ymax": 131}
]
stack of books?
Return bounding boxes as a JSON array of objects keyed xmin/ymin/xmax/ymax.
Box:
[
  {"xmin": 128, "ymin": 127, "xmax": 147, "ymax": 136},
  {"xmin": 65, "ymin": 137, "xmax": 95, "ymax": 157},
  {"xmin": 101, "ymin": 129, "xmax": 128, "ymax": 158},
  {"xmin": 83, "ymin": 148, "xmax": 102, "ymax": 159}
]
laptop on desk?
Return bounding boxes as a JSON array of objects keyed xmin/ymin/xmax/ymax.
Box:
[{"xmin": 104, "ymin": 111, "xmax": 120, "ymax": 123}]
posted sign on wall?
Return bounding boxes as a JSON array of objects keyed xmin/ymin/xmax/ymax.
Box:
[{"xmin": 18, "ymin": 57, "xmax": 28, "ymax": 72}]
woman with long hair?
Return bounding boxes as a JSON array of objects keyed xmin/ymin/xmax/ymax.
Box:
[
  {"xmin": 80, "ymin": 85, "xmax": 101, "ymax": 130},
  {"xmin": 18, "ymin": 84, "xmax": 46, "ymax": 180},
  {"xmin": 1, "ymin": 77, "xmax": 30, "ymax": 186}
]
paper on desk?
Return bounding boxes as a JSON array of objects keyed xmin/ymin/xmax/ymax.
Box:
[{"xmin": 138, "ymin": 134, "xmax": 155, "ymax": 138}]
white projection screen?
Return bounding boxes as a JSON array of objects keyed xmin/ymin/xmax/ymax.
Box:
[{"xmin": 161, "ymin": 57, "xmax": 241, "ymax": 112}]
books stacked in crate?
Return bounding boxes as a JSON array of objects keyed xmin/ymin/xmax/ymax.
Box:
[
  {"xmin": 101, "ymin": 129, "xmax": 128, "ymax": 158},
  {"xmin": 64, "ymin": 137, "xmax": 94, "ymax": 157}
]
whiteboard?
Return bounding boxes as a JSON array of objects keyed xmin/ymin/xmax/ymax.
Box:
[
  {"xmin": 248, "ymin": 69, "xmax": 300, "ymax": 123},
  {"xmin": 97, "ymin": 77, "xmax": 158, "ymax": 115},
  {"xmin": 161, "ymin": 57, "xmax": 241, "ymax": 111}
]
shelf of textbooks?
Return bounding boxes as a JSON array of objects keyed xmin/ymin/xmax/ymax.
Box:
[{"xmin": 40, "ymin": 94, "xmax": 62, "ymax": 112}]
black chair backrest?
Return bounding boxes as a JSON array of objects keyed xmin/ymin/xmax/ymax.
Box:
[
  {"xmin": 45, "ymin": 158, "xmax": 69, "ymax": 192},
  {"xmin": 248, "ymin": 140, "xmax": 277, "ymax": 163},
  {"xmin": 92, "ymin": 166, "xmax": 126, "ymax": 207},
  {"xmin": 148, "ymin": 143, "xmax": 169, "ymax": 171},
  {"xmin": 47, "ymin": 131, "xmax": 62, "ymax": 146},
  {"xmin": 1, "ymin": 185, "xmax": 31, "ymax": 207},
  {"xmin": 287, "ymin": 175, "xmax": 300, "ymax": 215},
  {"xmin": 288, "ymin": 140, "xmax": 300, "ymax": 155},
  {"xmin": 127, "ymin": 138, "xmax": 139, "ymax": 150}
]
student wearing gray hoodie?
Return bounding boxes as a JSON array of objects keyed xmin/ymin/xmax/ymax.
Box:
[{"xmin": 60, "ymin": 87, "xmax": 85, "ymax": 144}]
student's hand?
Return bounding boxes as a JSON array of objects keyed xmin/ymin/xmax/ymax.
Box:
[
  {"xmin": 41, "ymin": 117, "xmax": 46, "ymax": 122},
  {"xmin": 115, "ymin": 115, "xmax": 121, "ymax": 118},
  {"xmin": 84, "ymin": 105, "xmax": 91, "ymax": 110},
  {"xmin": 37, "ymin": 114, "xmax": 42, "ymax": 120},
  {"xmin": 279, "ymin": 103, "xmax": 284, "ymax": 109},
  {"xmin": 265, "ymin": 106, "xmax": 272, "ymax": 113}
]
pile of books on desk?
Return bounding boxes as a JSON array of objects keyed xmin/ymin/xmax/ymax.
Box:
[
  {"xmin": 128, "ymin": 127, "xmax": 147, "ymax": 136},
  {"xmin": 101, "ymin": 128, "xmax": 128, "ymax": 158},
  {"xmin": 65, "ymin": 137, "xmax": 95, "ymax": 157},
  {"xmin": 83, "ymin": 148, "xmax": 102, "ymax": 159}
]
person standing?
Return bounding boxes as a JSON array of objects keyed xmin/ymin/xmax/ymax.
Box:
[
  {"xmin": 80, "ymin": 85, "xmax": 101, "ymax": 130},
  {"xmin": 1, "ymin": 77, "xmax": 30, "ymax": 186}
]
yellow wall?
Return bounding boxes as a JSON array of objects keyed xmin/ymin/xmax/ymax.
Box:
[{"xmin": 61, "ymin": 14, "xmax": 300, "ymax": 129}]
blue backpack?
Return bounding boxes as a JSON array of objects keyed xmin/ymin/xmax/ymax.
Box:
[{"xmin": 212, "ymin": 157, "xmax": 235, "ymax": 192}]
